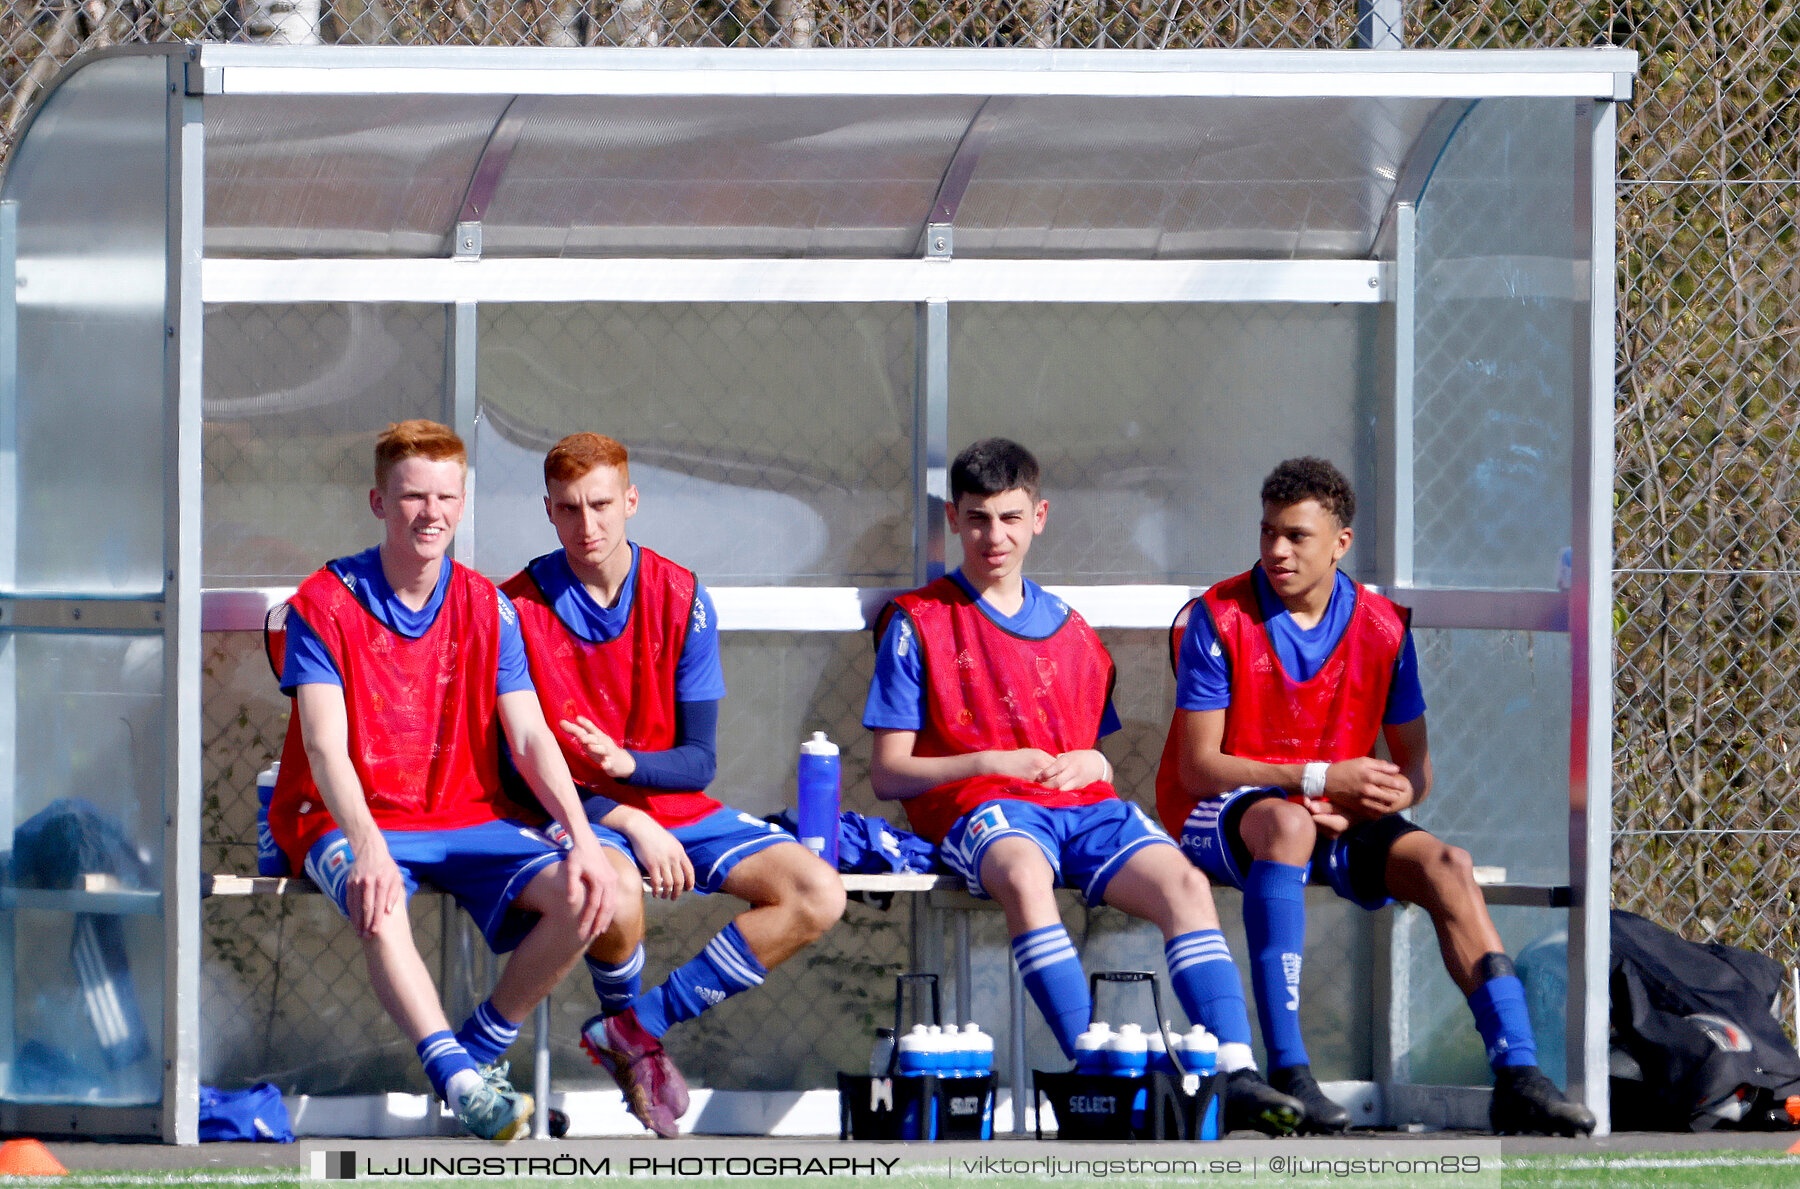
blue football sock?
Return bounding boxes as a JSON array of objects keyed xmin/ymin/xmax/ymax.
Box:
[
  {"xmin": 453, "ymin": 998, "xmax": 520, "ymax": 1067},
  {"xmin": 1164, "ymin": 929, "xmax": 1255, "ymax": 1049},
  {"xmin": 631, "ymin": 922, "xmax": 766, "ymax": 1038},
  {"xmin": 1011, "ymin": 924, "xmax": 1091, "ymax": 1059},
  {"xmin": 1469, "ymin": 968, "xmax": 1538, "ymax": 1070},
  {"xmin": 587, "ymin": 945, "xmax": 646, "ymax": 1017},
  {"xmin": 416, "ymin": 1031, "xmax": 479, "ymax": 1103},
  {"xmin": 1243, "ymin": 860, "xmax": 1311, "ymax": 1069}
]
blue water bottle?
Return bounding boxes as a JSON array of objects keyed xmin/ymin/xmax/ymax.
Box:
[
  {"xmin": 256, "ymin": 763, "xmax": 291, "ymax": 877},
  {"xmin": 796, "ymin": 732, "xmax": 840, "ymax": 868}
]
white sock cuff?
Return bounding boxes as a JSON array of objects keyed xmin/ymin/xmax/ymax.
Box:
[
  {"xmin": 1217, "ymin": 1041, "xmax": 1257, "ymax": 1074},
  {"xmin": 446, "ymin": 1067, "xmax": 484, "ymax": 1108}
]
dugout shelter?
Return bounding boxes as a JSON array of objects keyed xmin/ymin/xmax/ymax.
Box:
[{"xmin": 0, "ymin": 44, "xmax": 1634, "ymax": 1141}]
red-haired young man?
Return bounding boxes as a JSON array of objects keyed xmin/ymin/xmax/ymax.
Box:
[
  {"xmin": 501, "ymin": 432, "xmax": 844, "ymax": 1138},
  {"xmin": 268, "ymin": 420, "xmax": 621, "ymax": 1143}
]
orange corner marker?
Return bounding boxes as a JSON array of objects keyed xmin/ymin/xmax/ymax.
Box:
[{"xmin": 0, "ymin": 1138, "xmax": 66, "ymax": 1175}]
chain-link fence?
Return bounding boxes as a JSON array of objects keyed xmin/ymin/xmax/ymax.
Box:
[{"xmin": 13, "ymin": 0, "xmax": 1794, "ymax": 1095}]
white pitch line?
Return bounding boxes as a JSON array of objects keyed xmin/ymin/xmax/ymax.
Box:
[{"xmin": 1544, "ymin": 1154, "xmax": 1800, "ymax": 1170}]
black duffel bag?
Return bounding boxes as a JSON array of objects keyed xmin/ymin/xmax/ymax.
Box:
[{"xmin": 1610, "ymin": 908, "xmax": 1800, "ymax": 1130}]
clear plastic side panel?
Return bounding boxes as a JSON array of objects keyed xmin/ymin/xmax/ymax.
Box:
[
  {"xmin": 1400, "ymin": 905, "xmax": 1571, "ymax": 1089},
  {"xmin": 3, "ymin": 56, "xmax": 169, "ymax": 594},
  {"xmin": 947, "ymin": 303, "xmax": 1380, "ymax": 586},
  {"xmin": 203, "ymin": 303, "xmax": 447, "ymax": 585},
  {"xmin": 0, "ymin": 630, "xmax": 165, "ymax": 1105},
  {"xmin": 1406, "ymin": 628, "xmax": 1572, "ymax": 886},
  {"xmin": 1411, "ymin": 98, "xmax": 1580, "ymax": 590},
  {"xmin": 473, "ymin": 304, "xmax": 914, "ymax": 585}
]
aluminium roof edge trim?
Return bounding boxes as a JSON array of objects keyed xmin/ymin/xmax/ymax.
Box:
[{"xmin": 190, "ymin": 45, "xmax": 1638, "ymax": 99}]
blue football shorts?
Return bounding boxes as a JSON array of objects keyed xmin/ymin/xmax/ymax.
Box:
[
  {"xmin": 306, "ymin": 818, "xmax": 578, "ymax": 953},
  {"xmin": 1176, "ymin": 787, "xmax": 1423, "ymax": 911},
  {"xmin": 939, "ymin": 797, "xmax": 1177, "ymax": 907},
  {"xmin": 567, "ymin": 803, "xmax": 795, "ymax": 895}
]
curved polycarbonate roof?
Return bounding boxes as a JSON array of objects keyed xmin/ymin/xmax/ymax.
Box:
[{"xmin": 21, "ymin": 45, "xmax": 1638, "ymax": 261}]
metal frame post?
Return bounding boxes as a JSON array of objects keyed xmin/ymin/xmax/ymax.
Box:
[
  {"xmin": 447, "ymin": 302, "xmax": 479, "ymax": 563},
  {"xmin": 0, "ymin": 200, "xmax": 15, "ymax": 591},
  {"xmin": 0, "ymin": 199, "xmax": 15, "ymax": 1114},
  {"xmin": 1382, "ymin": 202, "xmax": 1416, "ymax": 591},
  {"xmin": 1568, "ymin": 96, "xmax": 1616, "ymax": 1136},
  {"xmin": 162, "ymin": 49, "xmax": 207, "ymax": 1146},
  {"xmin": 914, "ymin": 300, "xmax": 949, "ymax": 585}
]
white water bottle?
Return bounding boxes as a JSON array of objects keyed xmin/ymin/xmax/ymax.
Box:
[
  {"xmin": 1075, "ymin": 1022, "xmax": 1112, "ymax": 1075},
  {"xmin": 1108, "ymin": 1023, "xmax": 1149, "ymax": 1078},
  {"xmin": 896, "ymin": 1025, "xmax": 930, "ymax": 1077},
  {"xmin": 256, "ymin": 762, "xmax": 289, "ymax": 877},
  {"xmin": 1183, "ymin": 1025, "xmax": 1217, "ymax": 1075}
]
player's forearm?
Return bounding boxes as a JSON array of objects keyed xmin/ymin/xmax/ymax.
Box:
[
  {"xmin": 1402, "ymin": 753, "xmax": 1433, "ymax": 808},
  {"xmin": 869, "ymin": 750, "xmax": 996, "ymax": 801},
  {"xmin": 511, "ymin": 726, "xmax": 592, "ymax": 832},
  {"xmin": 623, "ymin": 741, "xmax": 715, "ymax": 790},
  {"xmin": 594, "ymin": 802, "xmax": 653, "ymax": 835},
  {"xmin": 305, "ymin": 747, "xmax": 386, "ymax": 854},
  {"xmin": 1180, "ymin": 749, "xmax": 1304, "ymax": 801}
]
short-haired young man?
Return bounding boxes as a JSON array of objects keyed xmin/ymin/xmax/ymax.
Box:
[
  {"xmin": 267, "ymin": 420, "xmax": 621, "ymax": 1143},
  {"xmin": 1156, "ymin": 456, "xmax": 1595, "ymax": 1136},
  {"xmin": 865, "ymin": 437, "xmax": 1304, "ymax": 1135},
  {"xmin": 502, "ymin": 432, "xmax": 846, "ymax": 1139}
]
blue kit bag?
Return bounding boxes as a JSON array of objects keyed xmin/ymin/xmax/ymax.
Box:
[{"xmin": 199, "ymin": 1083, "xmax": 294, "ymax": 1142}]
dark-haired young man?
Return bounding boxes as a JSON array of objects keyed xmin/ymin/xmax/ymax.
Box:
[
  {"xmin": 864, "ymin": 437, "xmax": 1304, "ymax": 1136},
  {"xmin": 1156, "ymin": 456, "xmax": 1594, "ymax": 1136}
]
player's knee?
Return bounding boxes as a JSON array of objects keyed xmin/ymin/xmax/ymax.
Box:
[
  {"xmin": 789, "ymin": 864, "xmax": 847, "ymax": 940},
  {"xmin": 1257, "ymin": 798, "xmax": 1318, "ymax": 854},
  {"xmin": 1419, "ymin": 838, "xmax": 1476, "ymax": 891},
  {"xmin": 604, "ymin": 877, "xmax": 645, "ymax": 940},
  {"xmin": 359, "ymin": 901, "xmax": 417, "ymax": 949},
  {"xmin": 981, "ymin": 854, "xmax": 1053, "ymax": 909},
  {"xmin": 1171, "ymin": 860, "xmax": 1217, "ymax": 905}
]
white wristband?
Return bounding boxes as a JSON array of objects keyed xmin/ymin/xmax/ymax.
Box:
[
  {"xmin": 1100, "ymin": 756, "xmax": 1113, "ymax": 784},
  {"xmin": 1302, "ymin": 761, "xmax": 1329, "ymax": 799}
]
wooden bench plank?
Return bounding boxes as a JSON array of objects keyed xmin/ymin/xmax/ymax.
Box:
[{"xmin": 204, "ymin": 871, "xmax": 959, "ymax": 897}]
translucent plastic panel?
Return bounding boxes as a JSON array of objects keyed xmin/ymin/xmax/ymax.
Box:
[
  {"xmin": 203, "ymin": 304, "xmax": 447, "ymax": 585},
  {"xmin": 954, "ymin": 96, "xmax": 1433, "ymax": 259},
  {"xmin": 1407, "ymin": 628, "xmax": 1571, "ymax": 886},
  {"xmin": 2, "ymin": 910, "xmax": 164, "ymax": 1105},
  {"xmin": 474, "ymin": 304, "xmax": 913, "ymax": 585},
  {"xmin": 948, "ymin": 304, "xmax": 1380, "ymax": 586},
  {"xmin": 205, "ymin": 96, "xmax": 510, "ymax": 258},
  {"xmin": 0, "ymin": 631, "xmax": 165, "ymax": 1105},
  {"xmin": 1412, "ymin": 99, "xmax": 1582, "ymax": 589},
  {"xmin": 479, "ymin": 97, "xmax": 978, "ymax": 258},
  {"xmin": 3, "ymin": 56, "xmax": 168, "ymax": 594},
  {"xmin": 1398, "ymin": 905, "xmax": 1568, "ymax": 1089}
]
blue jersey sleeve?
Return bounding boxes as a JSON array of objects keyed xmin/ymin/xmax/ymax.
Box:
[
  {"xmin": 625, "ymin": 699, "xmax": 720, "ymax": 791},
  {"xmin": 494, "ymin": 593, "xmax": 534, "ymax": 697},
  {"xmin": 1173, "ymin": 607, "xmax": 1232, "ymax": 712},
  {"xmin": 280, "ymin": 609, "xmax": 343, "ymax": 695},
  {"xmin": 674, "ymin": 585, "xmax": 727, "ymax": 702},
  {"xmin": 1098, "ymin": 700, "xmax": 1122, "ymax": 739},
  {"xmin": 1384, "ymin": 629, "xmax": 1427, "ymax": 724},
  {"xmin": 863, "ymin": 612, "xmax": 926, "ymax": 731}
]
